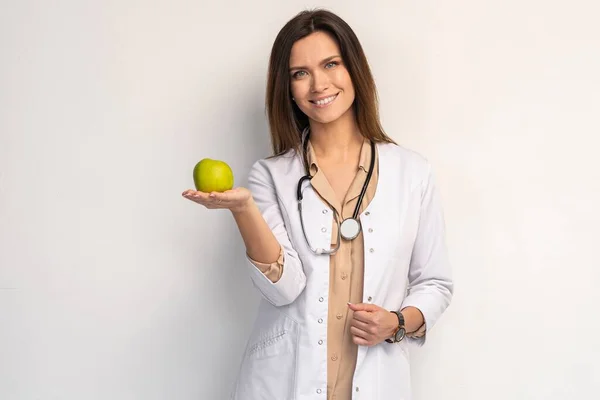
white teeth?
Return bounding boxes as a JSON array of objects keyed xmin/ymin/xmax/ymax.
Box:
[{"xmin": 315, "ymin": 95, "xmax": 337, "ymax": 106}]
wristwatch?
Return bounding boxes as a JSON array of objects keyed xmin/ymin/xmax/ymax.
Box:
[{"xmin": 385, "ymin": 310, "xmax": 406, "ymax": 343}]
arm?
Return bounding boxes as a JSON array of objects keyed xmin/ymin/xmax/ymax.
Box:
[
  {"xmin": 401, "ymin": 162, "xmax": 454, "ymax": 345},
  {"xmin": 236, "ymin": 160, "xmax": 306, "ymax": 306},
  {"xmin": 231, "ymin": 199, "xmax": 282, "ymax": 269},
  {"xmin": 232, "ymin": 200, "xmax": 285, "ymax": 283},
  {"xmin": 182, "ymin": 160, "xmax": 306, "ymax": 306}
]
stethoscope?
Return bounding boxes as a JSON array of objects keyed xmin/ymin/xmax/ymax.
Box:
[{"xmin": 296, "ymin": 127, "xmax": 376, "ymax": 255}]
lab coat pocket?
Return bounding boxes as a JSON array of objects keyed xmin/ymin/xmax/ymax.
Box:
[
  {"xmin": 248, "ymin": 329, "xmax": 292, "ymax": 359},
  {"xmin": 235, "ymin": 308, "xmax": 299, "ymax": 400}
]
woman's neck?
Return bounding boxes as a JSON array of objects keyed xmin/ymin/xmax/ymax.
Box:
[{"xmin": 308, "ymin": 113, "xmax": 363, "ymax": 163}]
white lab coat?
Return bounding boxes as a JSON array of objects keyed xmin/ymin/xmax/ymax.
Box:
[{"xmin": 230, "ymin": 142, "xmax": 453, "ymax": 400}]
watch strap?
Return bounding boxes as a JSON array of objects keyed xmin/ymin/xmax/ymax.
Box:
[{"xmin": 385, "ymin": 310, "xmax": 405, "ymax": 343}]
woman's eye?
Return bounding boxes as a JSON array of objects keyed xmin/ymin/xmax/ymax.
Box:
[
  {"xmin": 293, "ymin": 71, "xmax": 307, "ymax": 78},
  {"xmin": 325, "ymin": 61, "xmax": 339, "ymax": 69}
]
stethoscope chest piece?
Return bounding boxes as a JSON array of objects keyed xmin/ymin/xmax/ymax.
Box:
[{"xmin": 340, "ymin": 218, "xmax": 361, "ymax": 240}]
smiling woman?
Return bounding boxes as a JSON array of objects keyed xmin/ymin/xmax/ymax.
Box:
[
  {"xmin": 183, "ymin": 8, "xmax": 453, "ymax": 400},
  {"xmin": 265, "ymin": 10, "xmax": 396, "ymax": 156},
  {"xmin": 289, "ymin": 34, "xmax": 353, "ymax": 123}
]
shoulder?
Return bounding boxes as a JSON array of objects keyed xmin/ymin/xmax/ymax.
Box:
[
  {"xmin": 377, "ymin": 141, "xmax": 432, "ymax": 179},
  {"xmin": 248, "ymin": 148, "xmax": 302, "ymax": 186}
]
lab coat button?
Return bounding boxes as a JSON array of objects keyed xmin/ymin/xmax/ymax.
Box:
[
  {"xmin": 317, "ymin": 389, "xmax": 322, "ymax": 394},
  {"xmin": 319, "ymin": 297, "xmax": 324, "ymax": 302},
  {"xmin": 369, "ymin": 248, "xmax": 374, "ymax": 253},
  {"xmin": 365, "ymin": 211, "xmax": 370, "ymax": 216},
  {"xmin": 356, "ymin": 387, "xmax": 360, "ymax": 392},
  {"xmin": 321, "ymin": 227, "xmax": 327, "ymax": 232},
  {"xmin": 368, "ymin": 228, "xmax": 373, "ymax": 233},
  {"xmin": 367, "ymin": 296, "xmax": 372, "ymax": 302},
  {"xmin": 318, "ymin": 318, "xmax": 323, "ymax": 323},
  {"xmin": 322, "ymin": 209, "xmax": 328, "ymax": 214},
  {"xmin": 318, "ymin": 340, "xmax": 323, "ymax": 345}
]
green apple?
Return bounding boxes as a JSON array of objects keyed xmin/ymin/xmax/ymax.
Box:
[{"xmin": 193, "ymin": 158, "xmax": 234, "ymax": 193}]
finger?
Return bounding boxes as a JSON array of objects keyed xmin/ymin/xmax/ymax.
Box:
[
  {"xmin": 350, "ymin": 326, "xmax": 370, "ymax": 339},
  {"xmin": 185, "ymin": 190, "xmax": 240, "ymax": 209},
  {"xmin": 351, "ymin": 319, "xmax": 374, "ymax": 334},
  {"xmin": 351, "ymin": 311, "xmax": 373, "ymax": 324},
  {"xmin": 350, "ymin": 327, "xmax": 372, "ymax": 346},
  {"xmin": 185, "ymin": 190, "xmax": 209, "ymax": 199},
  {"xmin": 183, "ymin": 193, "xmax": 217, "ymax": 208},
  {"xmin": 352, "ymin": 335, "xmax": 370, "ymax": 346},
  {"xmin": 182, "ymin": 189, "xmax": 200, "ymax": 198},
  {"xmin": 208, "ymin": 191, "xmax": 242, "ymax": 203},
  {"xmin": 348, "ymin": 302, "xmax": 379, "ymax": 312},
  {"xmin": 182, "ymin": 192, "xmax": 203, "ymax": 203},
  {"xmin": 183, "ymin": 191, "xmax": 210, "ymax": 203},
  {"xmin": 192, "ymin": 191, "xmax": 228, "ymax": 204}
]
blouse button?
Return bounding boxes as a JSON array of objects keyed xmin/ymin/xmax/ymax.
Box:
[
  {"xmin": 331, "ymin": 354, "xmax": 338, "ymax": 361},
  {"xmin": 336, "ymin": 313, "xmax": 343, "ymax": 319}
]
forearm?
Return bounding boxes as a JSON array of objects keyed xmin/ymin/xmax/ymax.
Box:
[
  {"xmin": 401, "ymin": 306, "xmax": 425, "ymax": 334},
  {"xmin": 231, "ymin": 198, "xmax": 281, "ymax": 264}
]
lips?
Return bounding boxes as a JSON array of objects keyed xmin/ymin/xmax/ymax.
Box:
[{"xmin": 309, "ymin": 93, "xmax": 339, "ymax": 107}]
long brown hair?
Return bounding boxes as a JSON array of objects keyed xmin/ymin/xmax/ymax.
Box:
[{"xmin": 265, "ymin": 9, "xmax": 396, "ymax": 156}]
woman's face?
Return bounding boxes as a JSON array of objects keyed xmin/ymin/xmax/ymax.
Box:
[{"xmin": 289, "ymin": 31, "xmax": 355, "ymax": 125}]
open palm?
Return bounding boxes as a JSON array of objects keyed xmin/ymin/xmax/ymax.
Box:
[{"xmin": 182, "ymin": 187, "xmax": 252, "ymax": 213}]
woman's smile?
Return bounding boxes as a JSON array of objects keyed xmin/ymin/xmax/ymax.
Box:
[{"xmin": 309, "ymin": 92, "xmax": 340, "ymax": 108}]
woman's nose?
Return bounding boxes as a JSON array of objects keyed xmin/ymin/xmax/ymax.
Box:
[{"xmin": 311, "ymin": 71, "xmax": 330, "ymax": 93}]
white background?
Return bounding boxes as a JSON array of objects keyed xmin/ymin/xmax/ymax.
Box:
[{"xmin": 1, "ymin": 1, "xmax": 599, "ymax": 399}]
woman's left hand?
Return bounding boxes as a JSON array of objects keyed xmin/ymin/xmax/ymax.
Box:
[{"xmin": 347, "ymin": 302, "xmax": 399, "ymax": 347}]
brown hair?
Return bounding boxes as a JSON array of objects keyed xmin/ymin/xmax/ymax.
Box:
[{"xmin": 265, "ymin": 9, "xmax": 396, "ymax": 156}]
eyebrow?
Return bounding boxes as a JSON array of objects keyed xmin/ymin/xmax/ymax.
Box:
[{"xmin": 289, "ymin": 55, "xmax": 342, "ymax": 71}]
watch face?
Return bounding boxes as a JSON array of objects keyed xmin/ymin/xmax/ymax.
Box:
[{"xmin": 395, "ymin": 328, "xmax": 406, "ymax": 342}]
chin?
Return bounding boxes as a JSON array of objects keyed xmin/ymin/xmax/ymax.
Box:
[
  {"xmin": 309, "ymin": 114, "xmax": 341, "ymax": 124},
  {"xmin": 308, "ymin": 107, "xmax": 353, "ymax": 125}
]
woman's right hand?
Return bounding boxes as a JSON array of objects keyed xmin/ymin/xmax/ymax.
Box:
[{"xmin": 182, "ymin": 187, "xmax": 253, "ymax": 214}]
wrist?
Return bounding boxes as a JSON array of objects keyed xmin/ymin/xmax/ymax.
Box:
[
  {"xmin": 230, "ymin": 197, "xmax": 255, "ymax": 216},
  {"xmin": 400, "ymin": 306, "xmax": 424, "ymax": 333},
  {"xmin": 386, "ymin": 311, "xmax": 399, "ymax": 337},
  {"xmin": 385, "ymin": 310, "xmax": 406, "ymax": 343}
]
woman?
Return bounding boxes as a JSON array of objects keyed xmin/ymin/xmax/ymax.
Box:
[{"xmin": 183, "ymin": 9, "xmax": 453, "ymax": 400}]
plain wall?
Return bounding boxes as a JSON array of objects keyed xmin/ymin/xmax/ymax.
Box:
[{"xmin": 1, "ymin": 0, "xmax": 599, "ymax": 399}]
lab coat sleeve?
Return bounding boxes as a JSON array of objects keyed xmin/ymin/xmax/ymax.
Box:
[
  {"xmin": 243, "ymin": 159, "xmax": 307, "ymax": 307},
  {"xmin": 401, "ymin": 162, "xmax": 454, "ymax": 346}
]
